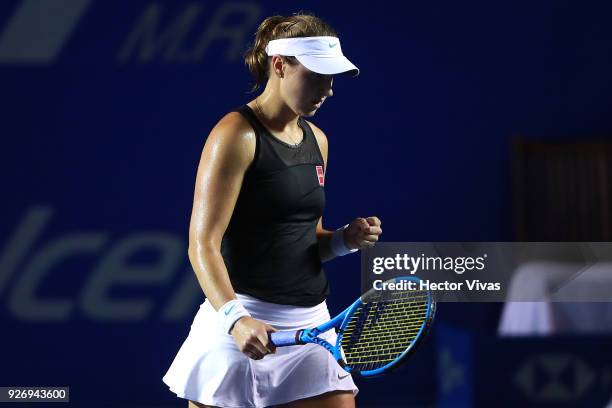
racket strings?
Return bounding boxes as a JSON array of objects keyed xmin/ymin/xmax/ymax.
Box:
[
  {"xmin": 340, "ymin": 290, "xmax": 430, "ymax": 371},
  {"xmin": 342, "ymin": 320, "xmax": 426, "ymax": 366}
]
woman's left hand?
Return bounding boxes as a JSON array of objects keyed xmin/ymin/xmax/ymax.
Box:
[{"xmin": 344, "ymin": 216, "xmax": 382, "ymax": 250}]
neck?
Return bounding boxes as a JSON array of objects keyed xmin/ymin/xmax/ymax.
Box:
[{"xmin": 254, "ymin": 84, "xmax": 300, "ymax": 132}]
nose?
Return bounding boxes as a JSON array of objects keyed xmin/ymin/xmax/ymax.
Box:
[{"xmin": 322, "ymin": 76, "xmax": 333, "ymax": 98}]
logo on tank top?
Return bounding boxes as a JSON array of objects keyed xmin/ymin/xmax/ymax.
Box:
[{"xmin": 315, "ymin": 166, "xmax": 325, "ymax": 186}]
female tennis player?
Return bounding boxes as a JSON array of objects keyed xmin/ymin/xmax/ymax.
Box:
[{"xmin": 163, "ymin": 12, "xmax": 382, "ymax": 408}]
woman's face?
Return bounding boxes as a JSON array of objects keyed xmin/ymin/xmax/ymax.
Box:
[{"xmin": 280, "ymin": 60, "xmax": 334, "ymax": 117}]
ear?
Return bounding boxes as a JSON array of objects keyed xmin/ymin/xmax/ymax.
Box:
[{"xmin": 270, "ymin": 55, "xmax": 285, "ymax": 79}]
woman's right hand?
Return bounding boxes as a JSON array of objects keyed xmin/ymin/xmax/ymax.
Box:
[{"xmin": 230, "ymin": 316, "xmax": 277, "ymax": 360}]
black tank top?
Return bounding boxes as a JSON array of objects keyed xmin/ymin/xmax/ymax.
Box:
[{"xmin": 220, "ymin": 104, "xmax": 329, "ymax": 306}]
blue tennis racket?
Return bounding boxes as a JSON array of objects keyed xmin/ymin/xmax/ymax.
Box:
[{"xmin": 269, "ymin": 276, "xmax": 436, "ymax": 377}]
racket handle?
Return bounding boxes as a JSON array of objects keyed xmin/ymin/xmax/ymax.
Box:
[{"xmin": 269, "ymin": 330, "xmax": 302, "ymax": 347}]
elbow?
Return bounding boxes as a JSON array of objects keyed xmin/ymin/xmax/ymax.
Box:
[{"xmin": 188, "ymin": 238, "xmax": 219, "ymax": 262}]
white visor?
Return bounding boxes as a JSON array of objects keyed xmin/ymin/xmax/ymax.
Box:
[{"xmin": 265, "ymin": 36, "xmax": 359, "ymax": 77}]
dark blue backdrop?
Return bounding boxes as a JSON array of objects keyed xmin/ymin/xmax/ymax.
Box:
[{"xmin": 1, "ymin": 1, "xmax": 611, "ymax": 406}]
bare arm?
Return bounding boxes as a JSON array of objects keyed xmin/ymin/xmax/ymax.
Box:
[
  {"xmin": 308, "ymin": 120, "xmax": 336, "ymax": 262},
  {"xmin": 308, "ymin": 120, "xmax": 383, "ymax": 263},
  {"xmin": 188, "ymin": 112, "xmax": 254, "ymax": 310},
  {"xmin": 188, "ymin": 112, "xmax": 276, "ymax": 359}
]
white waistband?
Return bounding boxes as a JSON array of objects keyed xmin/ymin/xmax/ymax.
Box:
[
  {"xmin": 200, "ymin": 294, "xmax": 330, "ymax": 331},
  {"xmin": 236, "ymin": 293, "xmax": 329, "ymax": 329}
]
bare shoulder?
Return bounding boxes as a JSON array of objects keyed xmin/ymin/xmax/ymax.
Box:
[
  {"xmin": 208, "ymin": 111, "xmax": 255, "ymax": 147},
  {"xmin": 304, "ymin": 119, "xmax": 328, "ymax": 148},
  {"xmin": 304, "ymin": 119, "xmax": 328, "ymax": 163},
  {"xmin": 204, "ymin": 111, "xmax": 256, "ymax": 165}
]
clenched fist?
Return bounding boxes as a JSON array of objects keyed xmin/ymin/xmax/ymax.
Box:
[{"xmin": 344, "ymin": 216, "xmax": 382, "ymax": 249}]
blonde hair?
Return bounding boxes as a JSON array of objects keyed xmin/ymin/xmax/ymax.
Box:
[{"xmin": 243, "ymin": 12, "xmax": 338, "ymax": 92}]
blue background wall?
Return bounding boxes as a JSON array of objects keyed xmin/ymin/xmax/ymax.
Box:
[{"xmin": 1, "ymin": 1, "xmax": 611, "ymax": 406}]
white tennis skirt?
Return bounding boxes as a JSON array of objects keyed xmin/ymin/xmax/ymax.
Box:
[{"xmin": 162, "ymin": 293, "xmax": 358, "ymax": 408}]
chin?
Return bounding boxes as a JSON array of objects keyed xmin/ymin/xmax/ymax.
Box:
[{"xmin": 299, "ymin": 106, "xmax": 318, "ymax": 117}]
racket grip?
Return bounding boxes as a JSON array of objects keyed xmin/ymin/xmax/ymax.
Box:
[{"xmin": 269, "ymin": 330, "xmax": 301, "ymax": 347}]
